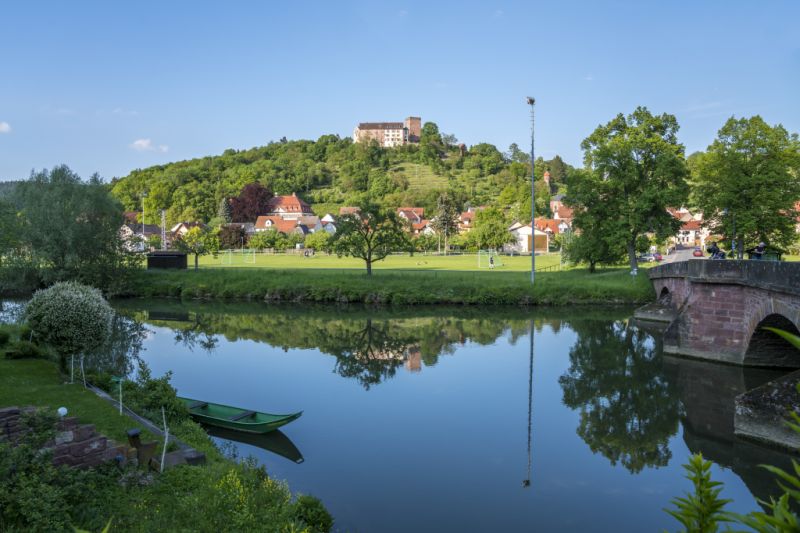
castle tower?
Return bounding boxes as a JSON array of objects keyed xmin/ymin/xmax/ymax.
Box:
[{"xmin": 404, "ymin": 116, "xmax": 422, "ymax": 143}]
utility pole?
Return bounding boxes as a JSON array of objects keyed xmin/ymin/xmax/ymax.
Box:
[
  {"xmin": 527, "ymin": 97, "xmax": 536, "ymax": 284},
  {"xmin": 160, "ymin": 210, "xmax": 167, "ymax": 251}
]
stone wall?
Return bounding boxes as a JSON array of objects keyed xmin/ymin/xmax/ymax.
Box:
[
  {"xmin": 0, "ymin": 406, "xmax": 133, "ymax": 468},
  {"xmin": 647, "ymin": 260, "xmax": 800, "ymax": 367}
]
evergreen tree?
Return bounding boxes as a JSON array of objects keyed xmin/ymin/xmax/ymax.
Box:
[{"xmin": 218, "ymin": 197, "xmax": 232, "ymax": 223}]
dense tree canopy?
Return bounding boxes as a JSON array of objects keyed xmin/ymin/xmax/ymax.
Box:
[
  {"xmin": 689, "ymin": 116, "xmax": 800, "ymax": 256},
  {"xmin": 109, "ymin": 130, "xmax": 570, "ymax": 227},
  {"xmin": 580, "ymin": 107, "xmax": 688, "ymax": 271},
  {"xmin": 11, "ymin": 165, "xmax": 139, "ymax": 290}
]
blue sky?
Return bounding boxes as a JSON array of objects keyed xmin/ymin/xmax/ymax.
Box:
[{"xmin": 1, "ymin": 0, "xmax": 798, "ymax": 181}]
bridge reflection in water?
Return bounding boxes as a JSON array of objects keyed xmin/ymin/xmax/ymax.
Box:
[{"xmin": 663, "ymin": 354, "xmax": 796, "ymax": 508}]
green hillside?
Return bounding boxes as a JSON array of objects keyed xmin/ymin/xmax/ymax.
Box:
[{"xmin": 110, "ymin": 123, "xmax": 571, "ymax": 226}]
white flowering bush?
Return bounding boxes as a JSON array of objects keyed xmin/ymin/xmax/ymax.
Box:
[{"xmin": 24, "ymin": 282, "xmax": 114, "ymax": 362}]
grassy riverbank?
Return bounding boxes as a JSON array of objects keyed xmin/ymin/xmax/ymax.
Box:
[
  {"xmin": 122, "ymin": 266, "xmax": 656, "ymax": 305},
  {"xmin": 0, "ymin": 324, "xmax": 332, "ymax": 532}
]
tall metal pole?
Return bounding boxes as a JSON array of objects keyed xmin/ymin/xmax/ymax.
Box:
[{"xmin": 527, "ymin": 97, "xmax": 536, "ymax": 284}]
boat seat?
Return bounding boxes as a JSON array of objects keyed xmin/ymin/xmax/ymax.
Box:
[
  {"xmin": 229, "ymin": 410, "xmax": 256, "ymax": 421},
  {"xmin": 188, "ymin": 401, "xmax": 208, "ymax": 410}
]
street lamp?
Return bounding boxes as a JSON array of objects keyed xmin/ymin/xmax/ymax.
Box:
[
  {"xmin": 141, "ymin": 192, "xmax": 148, "ymax": 250},
  {"xmin": 527, "ymin": 97, "xmax": 536, "ymax": 284}
]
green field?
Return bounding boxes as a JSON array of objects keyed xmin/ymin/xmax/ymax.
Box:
[{"xmin": 201, "ymin": 251, "xmax": 564, "ymax": 271}]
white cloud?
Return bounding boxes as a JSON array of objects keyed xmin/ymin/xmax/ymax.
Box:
[
  {"xmin": 584, "ymin": 74, "xmax": 594, "ymax": 81},
  {"xmin": 0, "ymin": 122, "xmax": 10, "ymax": 133},
  {"xmin": 130, "ymin": 138, "xmax": 168, "ymax": 153},
  {"xmin": 493, "ymin": 9, "xmax": 504, "ymax": 17}
]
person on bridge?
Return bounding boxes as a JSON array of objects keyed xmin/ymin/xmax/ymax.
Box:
[{"xmin": 747, "ymin": 242, "xmax": 767, "ymax": 260}]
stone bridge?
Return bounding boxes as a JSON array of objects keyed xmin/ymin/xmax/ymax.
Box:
[{"xmin": 638, "ymin": 260, "xmax": 800, "ymax": 368}]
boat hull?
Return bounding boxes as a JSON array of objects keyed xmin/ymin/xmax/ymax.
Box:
[{"xmin": 179, "ymin": 397, "xmax": 302, "ymax": 434}]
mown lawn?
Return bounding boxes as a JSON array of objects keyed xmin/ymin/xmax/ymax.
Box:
[
  {"xmin": 199, "ymin": 251, "xmax": 564, "ymax": 271},
  {"xmin": 125, "ymin": 263, "xmax": 655, "ymax": 305},
  {"xmin": 0, "ymin": 356, "xmax": 156, "ymax": 445}
]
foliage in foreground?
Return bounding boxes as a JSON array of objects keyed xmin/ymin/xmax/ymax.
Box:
[{"xmin": 0, "ymin": 384, "xmax": 332, "ymax": 533}]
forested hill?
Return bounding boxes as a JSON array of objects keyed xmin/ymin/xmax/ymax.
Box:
[{"xmin": 110, "ymin": 123, "xmax": 576, "ymax": 225}]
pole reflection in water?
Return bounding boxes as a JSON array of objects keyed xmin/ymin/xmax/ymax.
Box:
[{"xmin": 524, "ymin": 318, "xmax": 534, "ymax": 488}]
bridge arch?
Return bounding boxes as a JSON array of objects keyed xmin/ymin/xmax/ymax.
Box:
[{"xmin": 743, "ymin": 313, "xmax": 800, "ymax": 368}]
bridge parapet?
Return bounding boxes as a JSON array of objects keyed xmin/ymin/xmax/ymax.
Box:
[{"xmin": 649, "ymin": 260, "xmax": 800, "ymax": 296}]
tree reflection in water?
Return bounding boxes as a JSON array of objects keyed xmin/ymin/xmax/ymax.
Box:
[
  {"xmin": 559, "ymin": 320, "xmax": 682, "ymax": 473},
  {"xmin": 83, "ymin": 313, "xmax": 149, "ymax": 376}
]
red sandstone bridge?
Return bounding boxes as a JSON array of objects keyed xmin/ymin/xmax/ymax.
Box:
[{"xmin": 636, "ymin": 260, "xmax": 800, "ymax": 368}]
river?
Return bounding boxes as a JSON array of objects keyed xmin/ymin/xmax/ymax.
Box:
[{"xmin": 3, "ymin": 299, "xmax": 795, "ymax": 531}]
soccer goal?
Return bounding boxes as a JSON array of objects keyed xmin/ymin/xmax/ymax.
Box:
[
  {"xmin": 220, "ymin": 249, "xmax": 233, "ymax": 265},
  {"xmin": 241, "ymin": 248, "xmax": 256, "ymax": 264},
  {"xmin": 478, "ymin": 250, "xmax": 503, "ymax": 268}
]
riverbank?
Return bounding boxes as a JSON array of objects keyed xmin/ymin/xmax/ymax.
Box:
[
  {"xmin": 0, "ymin": 324, "xmax": 332, "ymax": 532},
  {"xmin": 119, "ymin": 267, "xmax": 656, "ymax": 305}
]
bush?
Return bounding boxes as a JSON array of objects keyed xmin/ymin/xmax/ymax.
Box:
[
  {"xmin": 292, "ymin": 494, "xmax": 334, "ymax": 533},
  {"xmin": 4, "ymin": 340, "xmax": 48, "ymax": 360},
  {"xmin": 0, "ymin": 329, "xmax": 10, "ymax": 346},
  {"xmin": 24, "ymin": 281, "xmax": 114, "ymax": 366}
]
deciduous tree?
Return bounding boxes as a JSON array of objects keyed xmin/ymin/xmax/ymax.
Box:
[
  {"xmin": 689, "ymin": 116, "xmax": 800, "ymax": 257},
  {"xmin": 230, "ymin": 183, "xmax": 273, "ymax": 223},
  {"xmin": 328, "ymin": 202, "xmax": 409, "ymax": 275},
  {"xmin": 176, "ymin": 226, "xmax": 219, "ymax": 270},
  {"xmin": 580, "ymin": 107, "xmax": 688, "ymax": 271}
]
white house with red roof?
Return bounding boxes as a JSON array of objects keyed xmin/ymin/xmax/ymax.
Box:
[{"xmin": 265, "ymin": 193, "xmax": 314, "ymax": 220}]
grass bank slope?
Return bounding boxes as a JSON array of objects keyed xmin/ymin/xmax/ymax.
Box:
[{"xmin": 123, "ymin": 267, "xmax": 655, "ymax": 305}]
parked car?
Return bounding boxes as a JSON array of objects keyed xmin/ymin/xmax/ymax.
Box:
[
  {"xmin": 692, "ymin": 247, "xmax": 703, "ymax": 257},
  {"xmin": 653, "ymin": 252, "xmax": 663, "ymax": 262},
  {"xmin": 637, "ymin": 253, "xmax": 655, "ymax": 262}
]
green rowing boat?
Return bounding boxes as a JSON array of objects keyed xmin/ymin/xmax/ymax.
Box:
[{"xmin": 179, "ymin": 397, "xmax": 302, "ymax": 434}]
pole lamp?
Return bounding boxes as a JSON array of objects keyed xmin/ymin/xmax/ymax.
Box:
[{"xmin": 527, "ymin": 97, "xmax": 536, "ymax": 285}]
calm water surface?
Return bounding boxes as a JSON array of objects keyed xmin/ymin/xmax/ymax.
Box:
[{"xmin": 5, "ymin": 299, "xmax": 793, "ymax": 532}]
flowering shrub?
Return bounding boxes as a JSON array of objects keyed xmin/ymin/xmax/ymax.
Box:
[{"xmin": 24, "ymin": 282, "xmax": 113, "ymax": 364}]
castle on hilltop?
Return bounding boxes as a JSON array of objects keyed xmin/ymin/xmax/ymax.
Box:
[{"xmin": 353, "ymin": 116, "xmax": 421, "ymax": 148}]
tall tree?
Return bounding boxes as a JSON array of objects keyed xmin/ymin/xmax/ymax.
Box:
[
  {"xmin": 328, "ymin": 201, "xmax": 409, "ymax": 275},
  {"xmin": 419, "ymin": 122, "xmax": 443, "ymax": 165},
  {"xmin": 689, "ymin": 116, "xmax": 800, "ymax": 257},
  {"xmin": 14, "ymin": 165, "xmax": 138, "ymax": 289},
  {"xmin": 230, "ymin": 183, "xmax": 273, "ymax": 223},
  {"xmin": 564, "ymin": 169, "xmax": 628, "ymax": 272},
  {"xmin": 469, "ymin": 207, "xmax": 515, "ymax": 250},
  {"xmin": 218, "ymin": 198, "xmax": 233, "ymax": 223},
  {"xmin": 548, "ymin": 155, "xmax": 568, "ymax": 186},
  {"xmin": 580, "ymin": 107, "xmax": 688, "ymax": 271},
  {"xmin": 507, "ymin": 143, "xmax": 531, "ymax": 163},
  {"xmin": 431, "ymin": 192, "xmax": 460, "ymax": 254},
  {"xmin": 0, "ymin": 199, "xmax": 20, "ymax": 267}
]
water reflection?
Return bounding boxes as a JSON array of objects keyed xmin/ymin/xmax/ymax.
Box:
[
  {"xmin": 100, "ymin": 299, "xmax": 799, "ymax": 530},
  {"xmin": 205, "ymin": 427, "xmax": 304, "ymax": 464},
  {"xmin": 83, "ymin": 313, "xmax": 149, "ymax": 376},
  {"xmin": 559, "ymin": 320, "xmax": 682, "ymax": 473}
]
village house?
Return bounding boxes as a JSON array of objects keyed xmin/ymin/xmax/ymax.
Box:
[
  {"xmin": 667, "ymin": 207, "xmax": 709, "ymax": 247},
  {"xmin": 458, "ymin": 206, "xmax": 486, "ymax": 233},
  {"xmin": 505, "ymin": 222, "xmax": 549, "ymax": 254},
  {"xmin": 264, "ymin": 193, "xmax": 314, "ymax": 220},
  {"xmin": 119, "ymin": 222, "xmax": 161, "ymax": 252},
  {"xmin": 170, "ymin": 222, "xmax": 204, "ymax": 239},
  {"xmin": 534, "ymin": 217, "xmax": 571, "ymax": 236}
]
